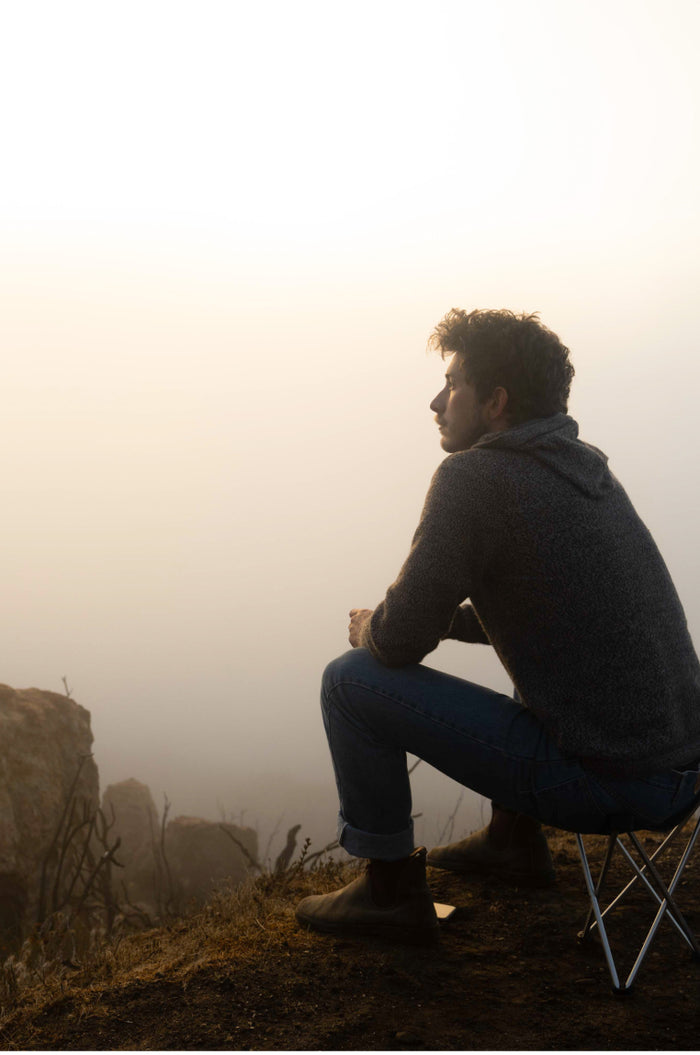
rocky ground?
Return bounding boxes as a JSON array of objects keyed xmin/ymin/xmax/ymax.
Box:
[{"xmin": 1, "ymin": 826, "xmax": 698, "ymax": 1050}]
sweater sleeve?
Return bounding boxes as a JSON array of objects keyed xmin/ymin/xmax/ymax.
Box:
[{"xmin": 359, "ymin": 455, "xmax": 491, "ymax": 666}]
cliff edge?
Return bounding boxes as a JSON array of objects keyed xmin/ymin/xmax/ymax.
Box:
[{"xmin": 1, "ymin": 828, "xmax": 698, "ymax": 1050}]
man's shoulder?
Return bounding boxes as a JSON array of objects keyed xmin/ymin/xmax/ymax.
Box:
[
  {"xmin": 434, "ymin": 447, "xmax": 508, "ymax": 482},
  {"xmin": 428, "ymin": 449, "xmax": 504, "ymax": 506}
]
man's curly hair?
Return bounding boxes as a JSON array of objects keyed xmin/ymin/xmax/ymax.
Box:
[{"xmin": 429, "ymin": 308, "xmax": 574, "ymax": 426}]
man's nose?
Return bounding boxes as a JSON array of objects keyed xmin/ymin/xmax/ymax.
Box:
[{"xmin": 430, "ymin": 390, "xmax": 444, "ymax": 414}]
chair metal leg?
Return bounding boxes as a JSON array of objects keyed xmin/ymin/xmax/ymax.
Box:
[
  {"xmin": 627, "ymin": 829, "xmax": 700, "ymax": 955},
  {"xmin": 578, "ymin": 833, "xmax": 617, "ymax": 943},
  {"xmin": 575, "ymin": 834, "xmax": 623, "ymax": 991},
  {"xmin": 575, "ymin": 813, "xmax": 700, "ymax": 993},
  {"xmin": 614, "ymin": 835, "xmax": 696, "ymax": 947},
  {"xmin": 584, "ymin": 824, "xmax": 685, "ymax": 936}
]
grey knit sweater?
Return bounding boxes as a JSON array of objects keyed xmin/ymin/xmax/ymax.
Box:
[{"xmin": 360, "ymin": 414, "xmax": 700, "ymax": 777}]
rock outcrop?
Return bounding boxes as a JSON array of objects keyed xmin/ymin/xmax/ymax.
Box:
[
  {"xmin": 0, "ymin": 685, "xmax": 99, "ymax": 947},
  {"xmin": 164, "ymin": 816, "xmax": 258, "ymax": 906},
  {"xmin": 102, "ymin": 782, "xmax": 259, "ymax": 914},
  {"xmin": 101, "ymin": 779, "xmax": 162, "ymax": 913},
  {"xmin": 0, "ymin": 686, "xmax": 259, "ymax": 946}
]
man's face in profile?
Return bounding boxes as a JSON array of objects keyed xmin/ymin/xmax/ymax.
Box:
[{"xmin": 430, "ymin": 355, "xmax": 491, "ymax": 453}]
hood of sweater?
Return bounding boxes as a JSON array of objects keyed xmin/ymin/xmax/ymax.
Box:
[{"xmin": 473, "ymin": 413, "xmax": 614, "ymax": 498}]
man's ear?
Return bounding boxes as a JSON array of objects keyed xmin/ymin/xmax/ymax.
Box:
[{"xmin": 486, "ymin": 386, "xmax": 509, "ymax": 425}]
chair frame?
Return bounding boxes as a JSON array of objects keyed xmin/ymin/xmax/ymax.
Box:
[{"xmin": 574, "ymin": 800, "xmax": 700, "ymax": 993}]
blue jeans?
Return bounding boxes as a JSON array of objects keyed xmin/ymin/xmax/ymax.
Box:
[{"xmin": 322, "ymin": 649, "xmax": 700, "ymax": 859}]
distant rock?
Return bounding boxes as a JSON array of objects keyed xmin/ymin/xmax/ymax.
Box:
[
  {"xmin": 102, "ymin": 784, "xmax": 259, "ymax": 914},
  {"xmin": 101, "ymin": 779, "xmax": 162, "ymax": 914},
  {"xmin": 0, "ymin": 684, "xmax": 99, "ymax": 947},
  {"xmin": 164, "ymin": 816, "xmax": 258, "ymax": 906},
  {"xmin": 0, "ymin": 685, "xmax": 260, "ymax": 948}
]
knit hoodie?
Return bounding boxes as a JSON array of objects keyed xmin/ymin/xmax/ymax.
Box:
[{"xmin": 360, "ymin": 414, "xmax": 700, "ymax": 777}]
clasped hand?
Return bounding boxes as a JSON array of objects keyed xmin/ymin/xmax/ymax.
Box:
[{"xmin": 348, "ymin": 608, "xmax": 373, "ymax": 647}]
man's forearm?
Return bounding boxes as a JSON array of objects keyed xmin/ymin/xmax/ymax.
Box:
[{"xmin": 352, "ymin": 455, "xmax": 488, "ymax": 666}]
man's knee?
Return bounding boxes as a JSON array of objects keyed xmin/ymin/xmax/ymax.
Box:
[{"xmin": 321, "ymin": 648, "xmax": 375, "ymax": 707}]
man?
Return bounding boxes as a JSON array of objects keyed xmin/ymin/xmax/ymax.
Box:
[{"xmin": 296, "ymin": 308, "xmax": 700, "ymax": 944}]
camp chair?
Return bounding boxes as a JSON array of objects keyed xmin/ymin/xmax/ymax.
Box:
[{"xmin": 574, "ymin": 787, "xmax": 700, "ymax": 994}]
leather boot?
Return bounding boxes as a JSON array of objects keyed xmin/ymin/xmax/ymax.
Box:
[
  {"xmin": 295, "ymin": 846, "xmax": 440, "ymax": 944},
  {"xmin": 427, "ymin": 805, "xmax": 555, "ymax": 886}
]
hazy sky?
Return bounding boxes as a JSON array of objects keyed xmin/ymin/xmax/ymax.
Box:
[{"xmin": 2, "ymin": 0, "xmax": 699, "ymax": 847}]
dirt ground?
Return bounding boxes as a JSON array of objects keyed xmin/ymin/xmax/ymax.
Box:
[{"xmin": 1, "ymin": 827, "xmax": 698, "ymax": 1051}]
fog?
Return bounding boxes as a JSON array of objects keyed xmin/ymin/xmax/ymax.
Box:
[{"xmin": 2, "ymin": 0, "xmax": 699, "ymax": 854}]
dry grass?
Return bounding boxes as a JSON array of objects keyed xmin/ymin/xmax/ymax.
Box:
[
  {"xmin": 0, "ymin": 851, "xmax": 355, "ymax": 1029},
  {"xmin": 1, "ymin": 829, "xmax": 698, "ymax": 1051}
]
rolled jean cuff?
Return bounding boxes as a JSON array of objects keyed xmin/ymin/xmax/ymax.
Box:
[{"xmin": 336, "ymin": 813, "xmax": 415, "ymax": 860}]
